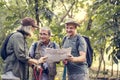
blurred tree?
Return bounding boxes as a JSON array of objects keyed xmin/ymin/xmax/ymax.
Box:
[{"xmin": 0, "ymin": 0, "xmax": 120, "ymax": 79}]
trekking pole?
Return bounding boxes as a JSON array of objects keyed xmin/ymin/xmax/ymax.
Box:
[
  {"xmin": 62, "ymin": 60, "xmax": 67, "ymax": 80},
  {"xmin": 62, "ymin": 65, "xmax": 67, "ymax": 80},
  {"xmin": 33, "ymin": 66, "xmax": 43, "ymax": 80}
]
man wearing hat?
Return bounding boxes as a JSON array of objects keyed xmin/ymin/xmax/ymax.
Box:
[
  {"xmin": 62, "ymin": 18, "xmax": 89, "ymax": 80},
  {"xmin": 2, "ymin": 17, "xmax": 47, "ymax": 80}
]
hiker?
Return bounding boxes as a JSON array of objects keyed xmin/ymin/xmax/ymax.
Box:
[
  {"xmin": 62, "ymin": 18, "xmax": 89, "ymax": 80},
  {"xmin": 29, "ymin": 27, "xmax": 59, "ymax": 80},
  {"xmin": 1, "ymin": 17, "xmax": 47, "ymax": 80}
]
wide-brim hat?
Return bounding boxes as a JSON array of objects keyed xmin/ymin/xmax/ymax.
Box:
[
  {"xmin": 21, "ymin": 17, "xmax": 39, "ymax": 28},
  {"xmin": 65, "ymin": 18, "xmax": 80, "ymax": 27}
]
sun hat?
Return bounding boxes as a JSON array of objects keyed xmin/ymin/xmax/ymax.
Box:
[
  {"xmin": 21, "ymin": 17, "xmax": 39, "ymax": 28},
  {"xmin": 65, "ymin": 18, "xmax": 80, "ymax": 27}
]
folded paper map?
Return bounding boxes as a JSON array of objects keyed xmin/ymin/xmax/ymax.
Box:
[{"xmin": 45, "ymin": 48, "xmax": 71, "ymax": 63}]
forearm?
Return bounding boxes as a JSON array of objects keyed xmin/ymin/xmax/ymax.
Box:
[
  {"xmin": 28, "ymin": 56, "xmax": 48, "ymax": 65},
  {"xmin": 72, "ymin": 56, "xmax": 86, "ymax": 62},
  {"xmin": 69, "ymin": 51, "xmax": 86, "ymax": 63},
  {"xmin": 28, "ymin": 58, "xmax": 38, "ymax": 65}
]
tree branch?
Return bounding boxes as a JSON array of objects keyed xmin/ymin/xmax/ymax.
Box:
[
  {"xmin": 59, "ymin": 1, "xmax": 75, "ymax": 23},
  {"xmin": 4, "ymin": 0, "xmax": 13, "ymax": 11}
]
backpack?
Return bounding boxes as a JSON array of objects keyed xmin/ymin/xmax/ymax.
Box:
[
  {"xmin": 62, "ymin": 35, "xmax": 93, "ymax": 68},
  {"xmin": 0, "ymin": 33, "xmax": 14, "ymax": 60}
]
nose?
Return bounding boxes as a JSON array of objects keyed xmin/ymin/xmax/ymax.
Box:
[
  {"xmin": 67, "ymin": 28, "xmax": 71, "ymax": 32},
  {"xmin": 40, "ymin": 34, "xmax": 45, "ymax": 39}
]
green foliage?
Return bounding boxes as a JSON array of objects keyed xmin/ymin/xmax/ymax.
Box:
[
  {"xmin": 0, "ymin": 0, "xmax": 120, "ymax": 77},
  {"xmin": 89, "ymin": 0, "xmax": 120, "ymax": 64}
]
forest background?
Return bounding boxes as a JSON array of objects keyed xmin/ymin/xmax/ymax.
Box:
[{"xmin": 0, "ymin": 0, "xmax": 120, "ymax": 80}]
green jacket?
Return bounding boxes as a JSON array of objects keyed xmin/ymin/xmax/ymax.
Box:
[{"xmin": 3, "ymin": 31, "xmax": 30, "ymax": 80}]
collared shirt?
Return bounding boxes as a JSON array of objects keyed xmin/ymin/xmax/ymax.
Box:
[
  {"xmin": 29, "ymin": 41, "xmax": 59, "ymax": 76},
  {"xmin": 62, "ymin": 34, "xmax": 88, "ymax": 75}
]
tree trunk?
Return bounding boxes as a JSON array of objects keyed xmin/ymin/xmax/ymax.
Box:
[
  {"xmin": 117, "ymin": 63, "xmax": 119, "ymax": 79},
  {"xmin": 95, "ymin": 48, "xmax": 107, "ymax": 79},
  {"xmin": 34, "ymin": 0, "xmax": 40, "ymax": 40},
  {"xmin": 86, "ymin": 18, "xmax": 92, "ymax": 30},
  {"xmin": 111, "ymin": 58, "xmax": 113, "ymax": 76},
  {"xmin": 34, "ymin": 0, "xmax": 40, "ymax": 26},
  {"xmin": 95, "ymin": 49, "xmax": 102, "ymax": 79}
]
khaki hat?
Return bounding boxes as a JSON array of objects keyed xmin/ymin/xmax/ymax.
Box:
[
  {"xmin": 21, "ymin": 17, "xmax": 39, "ymax": 28},
  {"xmin": 65, "ymin": 18, "xmax": 80, "ymax": 27}
]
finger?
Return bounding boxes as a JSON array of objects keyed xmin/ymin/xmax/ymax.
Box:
[
  {"xmin": 43, "ymin": 57, "xmax": 47, "ymax": 60},
  {"xmin": 68, "ymin": 55, "xmax": 72, "ymax": 57}
]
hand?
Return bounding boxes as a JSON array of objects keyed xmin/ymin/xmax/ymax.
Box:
[
  {"xmin": 67, "ymin": 54, "xmax": 74, "ymax": 62},
  {"xmin": 63, "ymin": 59, "xmax": 68, "ymax": 65},
  {"xmin": 38, "ymin": 56, "xmax": 48, "ymax": 64},
  {"xmin": 67, "ymin": 54, "xmax": 72, "ymax": 58},
  {"xmin": 33, "ymin": 65, "xmax": 43, "ymax": 71},
  {"xmin": 36, "ymin": 65, "xmax": 42, "ymax": 70}
]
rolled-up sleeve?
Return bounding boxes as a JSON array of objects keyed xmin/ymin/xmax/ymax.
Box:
[{"xmin": 78, "ymin": 37, "xmax": 87, "ymax": 53}]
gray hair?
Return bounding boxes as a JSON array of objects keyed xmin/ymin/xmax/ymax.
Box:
[
  {"xmin": 41, "ymin": 27, "xmax": 51, "ymax": 36},
  {"xmin": 18, "ymin": 25, "xmax": 33, "ymax": 36}
]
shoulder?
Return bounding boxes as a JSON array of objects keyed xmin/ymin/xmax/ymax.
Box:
[
  {"xmin": 76, "ymin": 34, "xmax": 83, "ymax": 39},
  {"xmin": 11, "ymin": 32, "xmax": 24, "ymax": 39},
  {"xmin": 76, "ymin": 34, "xmax": 86, "ymax": 46},
  {"xmin": 76, "ymin": 34, "xmax": 85, "ymax": 41},
  {"xmin": 7, "ymin": 32, "xmax": 23, "ymax": 43}
]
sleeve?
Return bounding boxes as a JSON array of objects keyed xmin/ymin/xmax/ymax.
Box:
[
  {"xmin": 29, "ymin": 42, "xmax": 36, "ymax": 58},
  {"xmin": 13, "ymin": 35, "xmax": 30, "ymax": 63},
  {"xmin": 78, "ymin": 36, "xmax": 87, "ymax": 53}
]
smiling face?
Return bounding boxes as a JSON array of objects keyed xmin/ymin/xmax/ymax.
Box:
[
  {"xmin": 39, "ymin": 29, "xmax": 50, "ymax": 44},
  {"xmin": 65, "ymin": 23, "xmax": 77, "ymax": 37}
]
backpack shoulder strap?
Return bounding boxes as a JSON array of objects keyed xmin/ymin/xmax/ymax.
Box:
[
  {"xmin": 49, "ymin": 42, "xmax": 56, "ymax": 49},
  {"xmin": 76, "ymin": 35, "xmax": 82, "ymax": 49},
  {"xmin": 29, "ymin": 42, "xmax": 37, "ymax": 58},
  {"xmin": 33, "ymin": 42, "xmax": 37, "ymax": 52},
  {"xmin": 33, "ymin": 42, "xmax": 37, "ymax": 57},
  {"xmin": 61, "ymin": 36, "xmax": 67, "ymax": 46},
  {"xmin": 76, "ymin": 35, "xmax": 88, "ymax": 55},
  {"xmin": 53, "ymin": 42, "xmax": 56, "ymax": 49}
]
